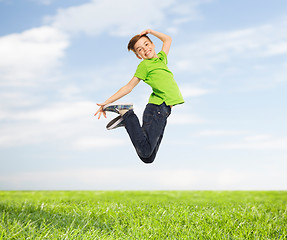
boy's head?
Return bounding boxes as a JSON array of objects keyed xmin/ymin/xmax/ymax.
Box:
[{"xmin": 128, "ymin": 34, "xmax": 156, "ymax": 60}]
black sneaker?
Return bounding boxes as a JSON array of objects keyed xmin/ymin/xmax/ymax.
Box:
[{"xmin": 106, "ymin": 115, "xmax": 125, "ymax": 130}]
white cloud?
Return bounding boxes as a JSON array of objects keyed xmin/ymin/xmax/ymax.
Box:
[
  {"xmin": 174, "ymin": 19, "xmax": 287, "ymax": 74},
  {"xmin": 30, "ymin": 0, "xmax": 54, "ymax": 5},
  {"xmin": 44, "ymin": 0, "xmax": 212, "ymax": 37},
  {"xmin": 169, "ymin": 113, "xmax": 205, "ymax": 125},
  {"xmin": 195, "ymin": 130, "xmax": 247, "ymax": 137},
  {"xmin": 1, "ymin": 166, "xmax": 286, "ymax": 190},
  {"xmin": 244, "ymin": 134, "xmax": 271, "ymax": 141},
  {"xmin": 0, "ymin": 101, "xmax": 95, "ymax": 123},
  {"xmin": 74, "ymin": 137, "xmax": 127, "ymax": 150},
  {"xmin": 214, "ymin": 168, "xmax": 286, "ymax": 190},
  {"xmin": 210, "ymin": 136, "xmax": 287, "ymax": 150},
  {"xmin": 0, "ymin": 26, "xmax": 69, "ymax": 85},
  {"xmin": 0, "ymin": 91, "xmax": 39, "ymax": 108},
  {"xmin": 180, "ymin": 85, "xmax": 212, "ymax": 98},
  {"xmin": 0, "ymin": 101, "xmax": 110, "ymax": 148},
  {"xmin": 169, "ymin": 0, "xmax": 211, "ymax": 22},
  {"xmin": 195, "ymin": 130, "xmax": 287, "ymax": 151},
  {"xmin": 264, "ymin": 41, "xmax": 287, "ymax": 56},
  {"xmin": 46, "ymin": 0, "xmax": 171, "ymax": 36}
]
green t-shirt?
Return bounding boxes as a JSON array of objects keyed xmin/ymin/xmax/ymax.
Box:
[{"xmin": 134, "ymin": 51, "xmax": 184, "ymax": 106}]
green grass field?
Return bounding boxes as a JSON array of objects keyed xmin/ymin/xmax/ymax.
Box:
[{"xmin": 0, "ymin": 191, "xmax": 286, "ymax": 239}]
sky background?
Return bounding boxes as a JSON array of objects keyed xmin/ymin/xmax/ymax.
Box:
[{"xmin": 0, "ymin": 0, "xmax": 287, "ymax": 190}]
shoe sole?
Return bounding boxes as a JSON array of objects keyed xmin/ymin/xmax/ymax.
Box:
[{"xmin": 106, "ymin": 116, "xmax": 124, "ymax": 130}]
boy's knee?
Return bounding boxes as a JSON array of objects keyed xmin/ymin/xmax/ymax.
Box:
[
  {"xmin": 135, "ymin": 145, "xmax": 156, "ymax": 164},
  {"xmin": 139, "ymin": 152, "xmax": 155, "ymax": 164},
  {"xmin": 140, "ymin": 157, "xmax": 155, "ymax": 164}
]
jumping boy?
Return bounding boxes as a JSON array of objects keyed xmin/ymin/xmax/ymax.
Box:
[{"xmin": 94, "ymin": 29, "xmax": 184, "ymax": 164}]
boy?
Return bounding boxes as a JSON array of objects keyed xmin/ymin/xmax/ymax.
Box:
[{"xmin": 94, "ymin": 29, "xmax": 184, "ymax": 164}]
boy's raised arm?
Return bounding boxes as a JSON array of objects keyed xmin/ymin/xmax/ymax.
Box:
[
  {"xmin": 140, "ymin": 29, "xmax": 172, "ymax": 55},
  {"xmin": 94, "ymin": 76, "xmax": 140, "ymax": 119}
]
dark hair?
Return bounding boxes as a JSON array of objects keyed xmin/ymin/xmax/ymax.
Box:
[{"xmin": 127, "ymin": 34, "xmax": 152, "ymax": 52}]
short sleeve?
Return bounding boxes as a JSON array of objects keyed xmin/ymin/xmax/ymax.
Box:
[
  {"xmin": 134, "ymin": 61, "xmax": 148, "ymax": 81},
  {"xmin": 158, "ymin": 51, "xmax": 168, "ymax": 64}
]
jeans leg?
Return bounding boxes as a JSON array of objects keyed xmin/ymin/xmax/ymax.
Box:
[
  {"xmin": 122, "ymin": 109, "xmax": 152, "ymax": 158},
  {"xmin": 138, "ymin": 133, "xmax": 164, "ymax": 164},
  {"xmin": 122, "ymin": 103, "xmax": 171, "ymax": 164}
]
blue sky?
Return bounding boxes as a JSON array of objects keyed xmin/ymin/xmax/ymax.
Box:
[{"xmin": 0, "ymin": 0, "xmax": 287, "ymax": 190}]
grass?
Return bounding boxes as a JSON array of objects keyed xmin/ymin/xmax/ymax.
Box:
[{"xmin": 0, "ymin": 191, "xmax": 286, "ymax": 239}]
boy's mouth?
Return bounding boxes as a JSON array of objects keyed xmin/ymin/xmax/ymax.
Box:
[{"xmin": 145, "ymin": 50, "xmax": 151, "ymax": 56}]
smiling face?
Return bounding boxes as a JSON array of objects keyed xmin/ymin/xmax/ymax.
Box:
[{"xmin": 133, "ymin": 36, "xmax": 157, "ymax": 60}]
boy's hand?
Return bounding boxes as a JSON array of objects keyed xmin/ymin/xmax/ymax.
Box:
[
  {"xmin": 94, "ymin": 103, "xmax": 107, "ymax": 119},
  {"xmin": 140, "ymin": 29, "xmax": 152, "ymax": 36},
  {"xmin": 140, "ymin": 29, "xmax": 172, "ymax": 56}
]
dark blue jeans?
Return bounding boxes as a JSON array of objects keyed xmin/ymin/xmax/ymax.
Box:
[{"xmin": 122, "ymin": 102, "xmax": 171, "ymax": 164}]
